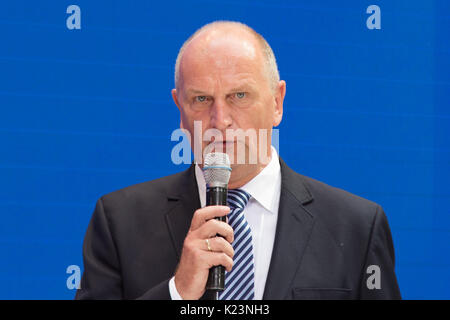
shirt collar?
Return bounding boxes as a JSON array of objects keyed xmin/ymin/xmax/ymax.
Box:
[{"xmin": 195, "ymin": 146, "xmax": 281, "ymax": 214}]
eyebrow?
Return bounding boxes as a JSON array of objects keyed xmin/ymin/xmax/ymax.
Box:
[
  {"xmin": 229, "ymin": 85, "xmax": 253, "ymax": 92},
  {"xmin": 185, "ymin": 82, "xmax": 256, "ymax": 96},
  {"xmin": 186, "ymin": 89, "xmax": 209, "ymax": 95}
]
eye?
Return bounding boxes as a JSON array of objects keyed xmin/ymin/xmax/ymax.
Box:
[
  {"xmin": 235, "ymin": 92, "xmax": 246, "ymax": 99},
  {"xmin": 195, "ymin": 96, "xmax": 207, "ymax": 102}
]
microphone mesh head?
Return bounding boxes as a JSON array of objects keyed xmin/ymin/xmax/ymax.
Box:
[{"xmin": 203, "ymin": 152, "xmax": 232, "ymax": 187}]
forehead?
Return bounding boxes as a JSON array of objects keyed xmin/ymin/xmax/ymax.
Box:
[{"xmin": 179, "ymin": 31, "xmax": 267, "ymax": 89}]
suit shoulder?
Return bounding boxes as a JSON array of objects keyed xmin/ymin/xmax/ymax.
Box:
[
  {"xmin": 303, "ymin": 174, "xmax": 378, "ymax": 207},
  {"xmin": 299, "ymin": 173, "xmax": 381, "ymax": 222},
  {"xmin": 99, "ymin": 167, "xmax": 192, "ymax": 209}
]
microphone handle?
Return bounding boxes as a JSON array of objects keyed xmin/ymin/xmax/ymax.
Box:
[{"xmin": 205, "ymin": 186, "xmax": 228, "ymax": 298}]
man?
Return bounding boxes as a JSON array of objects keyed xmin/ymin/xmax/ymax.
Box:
[{"xmin": 75, "ymin": 21, "xmax": 401, "ymax": 300}]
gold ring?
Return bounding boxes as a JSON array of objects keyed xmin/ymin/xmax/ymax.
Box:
[{"xmin": 205, "ymin": 238, "xmax": 212, "ymax": 252}]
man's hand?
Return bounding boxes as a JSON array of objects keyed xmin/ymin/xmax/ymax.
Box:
[{"xmin": 174, "ymin": 205, "xmax": 234, "ymax": 300}]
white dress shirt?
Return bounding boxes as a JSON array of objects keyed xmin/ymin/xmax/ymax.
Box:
[{"xmin": 169, "ymin": 146, "xmax": 281, "ymax": 300}]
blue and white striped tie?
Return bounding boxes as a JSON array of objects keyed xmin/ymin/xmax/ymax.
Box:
[{"xmin": 219, "ymin": 189, "xmax": 254, "ymax": 300}]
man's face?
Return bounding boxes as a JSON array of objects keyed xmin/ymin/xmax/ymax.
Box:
[{"xmin": 172, "ymin": 30, "xmax": 285, "ymax": 170}]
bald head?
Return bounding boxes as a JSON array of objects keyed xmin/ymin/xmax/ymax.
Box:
[{"xmin": 174, "ymin": 21, "xmax": 280, "ymax": 91}]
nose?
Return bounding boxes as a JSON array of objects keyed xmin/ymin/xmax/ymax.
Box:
[{"xmin": 209, "ymin": 98, "xmax": 232, "ymax": 131}]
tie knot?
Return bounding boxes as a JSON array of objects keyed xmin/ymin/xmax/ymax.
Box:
[{"xmin": 227, "ymin": 189, "xmax": 251, "ymax": 209}]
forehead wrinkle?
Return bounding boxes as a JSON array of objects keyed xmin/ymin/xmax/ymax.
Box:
[{"xmin": 180, "ymin": 53, "xmax": 264, "ymax": 95}]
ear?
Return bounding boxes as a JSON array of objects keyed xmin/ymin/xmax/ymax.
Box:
[
  {"xmin": 172, "ymin": 88, "xmax": 184, "ymax": 129},
  {"xmin": 273, "ymin": 80, "xmax": 286, "ymax": 127},
  {"xmin": 172, "ymin": 88, "xmax": 180, "ymax": 110}
]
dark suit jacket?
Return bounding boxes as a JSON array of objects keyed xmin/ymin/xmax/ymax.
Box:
[{"xmin": 75, "ymin": 159, "xmax": 401, "ymax": 300}]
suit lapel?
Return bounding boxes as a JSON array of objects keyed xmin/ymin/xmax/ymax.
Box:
[
  {"xmin": 165, "ymin": 164, "xmax": 201, "ymax": 259},
  {"xmin": 263, "ymin": 159, "xmax": 315, "ymax": 299}
]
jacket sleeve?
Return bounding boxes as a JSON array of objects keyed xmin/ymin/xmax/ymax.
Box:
[
  {"xmin": 358, "ymin": 205, "xmax": 402, "ymax": 299},
  {"xmin": 75, "ymin": 198, "xmax": 171, "ymax": 300}
]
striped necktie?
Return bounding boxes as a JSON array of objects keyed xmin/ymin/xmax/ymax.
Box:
[{"xmin": 219, "ymin": 189, "xmax": 254, "ymax": 300}]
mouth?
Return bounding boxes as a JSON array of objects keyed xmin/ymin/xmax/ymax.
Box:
[{"xmin": 204, "ymin": 140, "xmax": 237, "ymax": 153}]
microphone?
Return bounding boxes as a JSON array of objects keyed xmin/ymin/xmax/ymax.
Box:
[{"xmin": 202, "ymin": 152, "xmax": 232, "ymax": 299}]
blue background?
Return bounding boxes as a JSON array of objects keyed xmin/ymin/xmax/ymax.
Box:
[{"xmin": 0, "ymin": 0, "xmax": 449, "ymax": 299}]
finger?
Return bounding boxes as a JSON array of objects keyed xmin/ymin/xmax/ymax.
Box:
[
  {"xmin": 198, "ymin": 219, "xmax": 234, "ymax": 243},
  {"xmin": 190, "ymin": 206, "xmax": 230, "ymax": 231},
  {"xmin": 203, "ymin": 237, "xmax": 234, "ymax": 258},
  {"xmin": 207, "ymin": 252, "xmax": 234, "ymax": 272}
]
